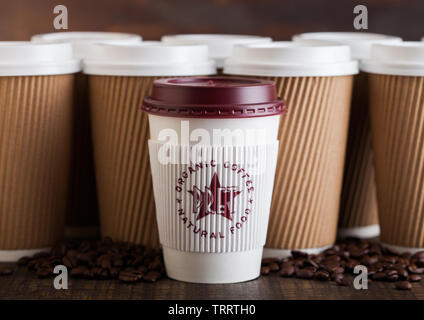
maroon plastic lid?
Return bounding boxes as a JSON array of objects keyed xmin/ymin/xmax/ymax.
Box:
[{"xmin": 142, "ymin": 77, "xmax": 286, "ymax": 118}]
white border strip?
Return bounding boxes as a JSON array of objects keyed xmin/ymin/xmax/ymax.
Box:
[
  {"xmin": 262, "ymin": 245, "xmax": 332, "ymax": 259},
  {"xmin": 338, "ymin": 224, "xmax": 380, "ymax": 239},
  {"xmin": 381, "ymin": 242, "xmax": 424, "ymax": 254},
  {"xmin": 163, "ymin": 246, "xmax": 262, "ymax": 284},
  {"xmin": 0, "ymin": 247, "xmax": 50, "ymax": 262}
]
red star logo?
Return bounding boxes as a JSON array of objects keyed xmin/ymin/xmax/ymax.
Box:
[{"xmin": 188, "ymin": 173, "xmax": 242, "ymax": 221}]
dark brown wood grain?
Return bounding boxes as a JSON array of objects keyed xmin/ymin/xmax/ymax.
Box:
[
  {"xmin": 0, "ymin": 265, "xmax": 423, "ymax": 300},
  {"xmin": 0, "ymin": 0, "xmax": 423, "ymax": 42}
]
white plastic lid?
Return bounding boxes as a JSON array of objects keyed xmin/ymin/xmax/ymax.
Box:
[
  {"xmin": 292, "ymin": 32, "xmax": 402, "ymax": 60},
  {"xmin": 161, "ymin": 34, "xmax": 272, "ymax": 68},
  {"xmin": 31, "ymin": 32, "xmax": 142, "ymax": 59},
  {"xmin": 361, "ymin": 42, "xmax": 424, "ymax": 76},
  {"xmin": 0, "ymin": 42, "xmax": 80, "ymax": 76},
  {"xmin": 223, "ymin": 41, "xmax": 358, "ymax": 77},
  {"xmin": 83, "ymin": 41, "xmax": 216, "ymax": 76}
]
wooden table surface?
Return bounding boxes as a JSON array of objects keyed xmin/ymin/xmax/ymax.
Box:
[{"xmin": 1, "ymin": 264, "xmax": 423, "ymax": 300}]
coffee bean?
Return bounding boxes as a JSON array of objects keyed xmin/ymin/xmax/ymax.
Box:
[
  {"xmin": 395, "ymin": 268, "xmax": 409, "ymax": 280},
  {"xmin": 262, "ymin": 258, "xmax": 279, "ymax": 265},
  {"xmin": 291, "ymin": 251, "xmax": 308, "ymax": 259},
  {"xmin": 345, "ymin": 260, "xmax": 359, "ymax": 272},
  {"xmin": 408, "ymin": 274, "xmax": 422, "ymax": 282},
  {"xmin": 33, "ymin": 251, "xmax": 50, "ymax": 259},
  {"xmin": 332, "ymin": 273, "xmax": 344, "ymax": 281},
  {"xmin": 279, "ymin": 265, "xmax": 295, "ymax": 277},
  {"xmin": 292, "ymin": 258, "xmax": 305, "ymax": 268},
  {"xmin": 295, "ymin": 268, "xmax": 314, "ymax": 279},
  {"xmin": 382, "ymin": 256, "xmax": 397, "ymax": 264},
  {"xmin": 66, "ymin": 249, "xmax": 78, "ymax": 259},
  {"xmin": 361, "ymin": 255, "xmax": 379, "ymax": 266},
  {"xmin": 323, "ymin": 249, "xmax": 338, "ymax": 256},
  {"xmin": 62, "ymin": 256, "xmax": 73, "ymax": 269},
  {"xmin": 119, "ymin": 272, "xmax": 139, "ymax": 283},
  {"xmin": 148, "ymin": 258, "xmax": 162, "ymax": 271},
  {"xmin": 385, "ymin": 269, "xmax": 398, "ymax": 277},
  {"xmin": 98, "ymin": 254, "xmax": 112, "ymax": 269},
  {"xmin": 415, "ymin": 259, "xmax": 424, "ymax": 267},
  {"xmin": 322, "ymin": 261, "xmax": 340, "ymax": 273},
  {"xmin": 143, "ymin": 271, "xmax": 161, "ymax": 283},
  {"xmin": 268, "ymin": 262, "xmax": 280, "ymax": 272},
  {"xmin": 408, "ymin": 265, "xmax": 424, "ymax": 274},
  {"xmin": 18, "ymin": 238, "xmax": 165, "ymax": 283},
  {"xmin": 70, "ymin": 266, "xmax": 88, "ymax": 277},
  {"xmin": 386, "ymin": 274, "xmax": 399, "ymax": 282},
  {"xmin": 109, "ymin": 267, "xmax": 120, "ymax": 279},
  {"xmin": 315, "ymin": 270, "xmax": 330, "ymax": 281},
  {"xmin": 304, "ymin": 259, "xmax": 319, "ymax": 269},
  {"xmin": 138, "ymin": 265, "xmax": 148, "ymax": 273},
  {"xmin": 36, "ymin": 268, "xmax": 50, "ymax": 278},
  {"xmin": 395, "ymin": 281, "xmax": 412, "ymax": 290},
  {"xmin": 372, "ymin": 272, "xmax": 387, "ymax": 281},
  {"xmin": 323, "ymin": 255, "xmax": 341, "ymax": 263},
  {"xmin": 17, "ymin": 256, "xmax": 30, "ymax": 266},
  {"xmin": 334, "ymin": 266, "xmax": 345, "ymax": 274},
  {"xmin": 413, "ymin": 251, "xmax": 424, "ymax": 260},
  {"xmin": 335, "ymin": 278, "xmax": 349, "ymax": 286},
  {"xmin": 0, "ymin": 266, "xmax": 14, "ymax": 276},
  {"xmin": 261, "ymin": 266, "xmax": 270, "ymax": 275},
  {"xmin": 350, "ymin": 249, "xmax": 366, "ymax": 259}
]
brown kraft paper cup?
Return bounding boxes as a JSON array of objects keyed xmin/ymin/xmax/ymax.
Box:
[
  {"xmin": 369, "ymin": 73, "xmax": 424, "ymax": 249},
  {"xmin": 264, "ymin": 75, "xmax": 354, "ymax": 254},
  {"xmin": 89, "ymin": 75, "xmax": 161, "ymax": 247},
  {"xmin": 223, "ymin": 42, "xmax": 358, "ymax": 258},
  {"xmin": 84, "ymin": 42, "xmax": 215, "ymax": 247},
  {"xmin": 0, "ymin": 75, "xmax": 74, "ymax": 260},
  {"xmin": 338, "ymin": 73, "xmax": 379, "ymax": 238},
  {"xmin": 66, "ymin": 72, "xmax": 100, "ymax": 238},
  {"xmin": 291, "ymin": 33, "xmax": 403, "ymax": 240}
]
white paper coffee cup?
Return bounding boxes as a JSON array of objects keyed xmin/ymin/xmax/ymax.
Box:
[{"xmin": 143, "ymin": 77, "xmax": 286, "ymax": 283}]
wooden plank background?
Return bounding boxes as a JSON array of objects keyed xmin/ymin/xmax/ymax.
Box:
[
  {"xmin": 0, "ymin": 0, "xmax": 423, "ymax": 41},
  {"xmin": 1, "ymin": 265, "xmax": 424, "ymax": 299}
]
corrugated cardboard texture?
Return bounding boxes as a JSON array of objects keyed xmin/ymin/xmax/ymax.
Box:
[
  {"xmin": 0, "ymin": 75, "xmax": 74, "ymax": 249},
  {"xmin": 264, "ymin": 75, "xmax": 353, "ymax": 249},
  {"xmin": 369, "ymin": 74, "xmax": 424, "ymax": 248},
  {"xmin": 89, "ymin": 76, "xmax": 160, "ymax": 247}
]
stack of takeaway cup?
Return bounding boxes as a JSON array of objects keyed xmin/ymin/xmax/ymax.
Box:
[
  {"xmin": 143, "ymin": 76, "xmax": 286, "ymax": 283},
  {"xmin": 0, "ymin": 42, "xmax": 79, "ymax": 261},
  {"xmin": 293, "ymin": 32, "xmax": 402, "ymax": 239},
  {"xmin": 361, "ymin": 42, "xmax": 424, "ymax": 253},
  {"xmin": 31, "ymin": 32, "xmax": 142, "ymax": 238},
  {"xmin": 83, "ymin": 42, "xmax": 216, "ymax": 247},
  {"xmin": 224, "ymin": 41, "xmax": 358, "ymax": 258},
  {"xmin": 161, "ymin": 34, "xmax": 272, "ymax": 73}
]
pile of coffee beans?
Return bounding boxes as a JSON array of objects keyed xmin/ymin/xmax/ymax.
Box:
[
  {"xmin": 261, "ymin": 238, "xmax": 424, "ymax": 290},
  {"xmin": 1, "ymin": 237, "xmax": 423, "ymax": 291},
  {"xmin": 1, "ymin": 237, "xmax": 165, "ymax": 283}
]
